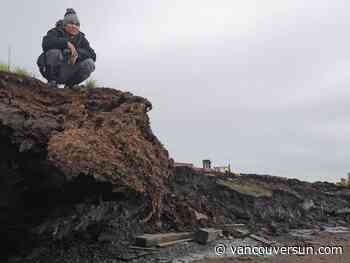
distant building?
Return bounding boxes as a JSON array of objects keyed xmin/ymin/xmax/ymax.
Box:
[
  {"xmin": 202, "ymin": 159, "xmax": 211, "ymax": 169},
  {"xmin": 337, "ymin": 178, "xmax": 348, "ymax": 187},
  {"xmin": 174, "ymin": 162, "xmax": 194, "ymax": 168},
  {"xmin": 336, "ymin": 174, "xmax": 350, "ymax": 187},
  {"xmin": 175, "ymin": 159, "xmax": 240, "ymax": 176}
]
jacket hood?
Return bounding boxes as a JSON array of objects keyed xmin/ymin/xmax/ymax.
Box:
[{"xmin": 55, "ymin": 19, "xmax": 64, "ymax": 29}]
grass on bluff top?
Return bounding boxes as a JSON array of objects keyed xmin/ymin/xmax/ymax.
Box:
[
  {"xmin": 217, "ymin": 178, "xmax": 273, "ymax": 198},
  {"xmin": 0, "ymin": 63, "xmax": 10, "ymax": 72},
  {"xmin": 0, "ymin": 63, "xmax": 33, "ymax": 77},
  {"xmin": 85, "ymin": 79, "xmax": 97, "ymax": 89},
  {"xmin": 13, "ymin": 67, "xmax": 32, "ymax": 77}
]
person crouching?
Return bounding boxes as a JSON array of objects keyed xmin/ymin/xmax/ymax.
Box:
[{"xmin": 37, "ymin": 8, "xmax": 96, "ymax": 88}]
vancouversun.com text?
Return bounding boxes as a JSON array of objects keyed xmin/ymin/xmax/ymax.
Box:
[{"xmin": 214, "ymin": 243, "xmax": 343, "ymax": 256}]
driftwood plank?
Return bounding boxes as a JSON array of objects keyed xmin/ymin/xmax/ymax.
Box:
[
  {"xmin": 157, "ymin": 238, "xmax": 193, "ymax": 248},
  {"xmin": 135, "ymin": 232, "xmax": 194, "ymax": 247}
]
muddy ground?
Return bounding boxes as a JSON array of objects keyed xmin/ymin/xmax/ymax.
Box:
[
  {"xmin": 195, "ymin": 230, "xmax": 350, "ymax": 263},
  {"xmin": 9, "ymin": 226, "xmax": 349, "ymax": 262}
]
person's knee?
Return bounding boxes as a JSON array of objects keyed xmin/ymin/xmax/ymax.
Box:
[
  {"xmin": 63, "ymin": 59, "xmax": 95, "ymax": 85},
  {"xmin": 80, "ymin": 59, "xmax": 95, "ymax": 74},
  {"xmin": 45, "ymin": 49, "xmax": 63, "ymax": 65}
]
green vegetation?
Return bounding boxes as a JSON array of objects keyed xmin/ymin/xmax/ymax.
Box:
[
  {"xmin": 217, "ymin": 178, "xmax": 273, "ymax": 198},
  {"xmin": 0, "ymin": 63, "xmax": 10, "ymax": 72},
  {"xmin": 0, "ymin": 62, "xmax": 33, "ymax": 77},
  {"xmin": 85, "ymin": 79, "xmax": 97, "ymax": 89},
  {"xmin": 13, "ymin": 67, "xmax": 32, "ymax": 77}
]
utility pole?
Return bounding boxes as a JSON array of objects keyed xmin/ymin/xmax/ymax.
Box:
[{"xmin": 7, "ymin": 45, "xmax": 11, "ymax": 71}]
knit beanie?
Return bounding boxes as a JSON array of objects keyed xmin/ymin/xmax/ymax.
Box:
[{"xmin": 63, "ymin": 8, "xmax": 80, "ymax": 26}]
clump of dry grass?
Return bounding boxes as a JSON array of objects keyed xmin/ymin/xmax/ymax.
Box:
[
  {"xmin": 0, "ymin": 63, "xmax": 10, "ymax": 72},
  {"xmin": 85, "ymin": 79, "xmax": 97, "ymax": 89},
  {"xmin": 0, "ymin": 62, "xmax": 33, "ymax": 77},
  {"xmin": 217, "ymin": 178, "xmax": 273, "ymax": 197}
]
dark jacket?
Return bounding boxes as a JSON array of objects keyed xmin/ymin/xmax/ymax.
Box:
[{"xmin": 38, "ymin": 20, "xmax": 96, "ymax": 69}]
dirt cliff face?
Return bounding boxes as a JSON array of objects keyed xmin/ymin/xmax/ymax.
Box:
[
  {"xmin": 163, "ymin": 167, "xmax": 350, "ymax": 235},
  {"xmin": 0, "ymin": 71, "xmax": 172, "ymax": 258}
]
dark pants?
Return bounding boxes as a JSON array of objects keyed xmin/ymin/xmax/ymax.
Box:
[{"xmin": 45, "ymin": 49, "xmax": 95, "ymax": 85}]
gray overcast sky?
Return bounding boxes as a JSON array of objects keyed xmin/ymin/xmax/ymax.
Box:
[{"xmin": 1, "ymin": 0, "xmax": 350, "ymax": 182}]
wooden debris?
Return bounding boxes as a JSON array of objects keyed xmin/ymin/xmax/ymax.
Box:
[
  {"xmin": 157, "ymin": 238, "xmax": 193, "ymax": 248},
  {"xmin": 135, "ymin": 232, "xmax": 193, "ymax": 247},
  {"xmin": 249, "ymin": 234, "xmax": 275, "ymax": 246},
  {"xmin": 215, "ymin": 223, "xmax": 250, "ymax": 238}
]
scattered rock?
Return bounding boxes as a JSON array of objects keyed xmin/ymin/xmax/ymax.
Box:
[
  {"xmin": 194, "ymin": 210, "xmax": 208, "ymax": 221},
  {"xmin": 135, "ymin": 232, "xmax": 193, "ymax": 248},
  {"xmin": 195, "ymin": 228, "xmax": 222, "ymax": 244},
  {"xmin": 302, "ymin": 199, "xmax": 315, "ymax": 211},
  {"xmin": 336, "ymin": 208, "xmax": 350, "ymax": 215}
]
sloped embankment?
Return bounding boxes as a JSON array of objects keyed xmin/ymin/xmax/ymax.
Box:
[
  {"xmin": 0, "ymin": 71, "xmax": 172, "ymax": 259},
  {"xmin": 163, "ymin": 167, "xmax": 350, "ymax": 234}
]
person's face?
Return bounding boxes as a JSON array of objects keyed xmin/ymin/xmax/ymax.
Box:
[{"xmin": 64, "ymin": 23, "xmax": 80, "ymax": 36}]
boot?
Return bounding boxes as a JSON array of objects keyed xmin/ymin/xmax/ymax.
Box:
[{"xmin": 48, "ymin": 80, "xmax": 58, "ymax": 88}]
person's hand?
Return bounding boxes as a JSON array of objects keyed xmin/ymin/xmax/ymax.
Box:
[
  {"xmin": 67, "ymin": 42, "xmax": 78, "ymax": 64},
  {"xmin": 69, "ymin": 54, "xmax": 78, "ymax": 65}
]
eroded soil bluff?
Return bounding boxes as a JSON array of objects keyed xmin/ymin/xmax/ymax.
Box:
[
  {"xmin": 2, "ymin": 71, "xmax": 350, "ymax": 262},
  {"xmin": 163, "ymin": 167, "xmax": 350, "ymax": 234},
  {"xmin": 0, "ymin": 71, "xmax": 172, "ymax": 258}
]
